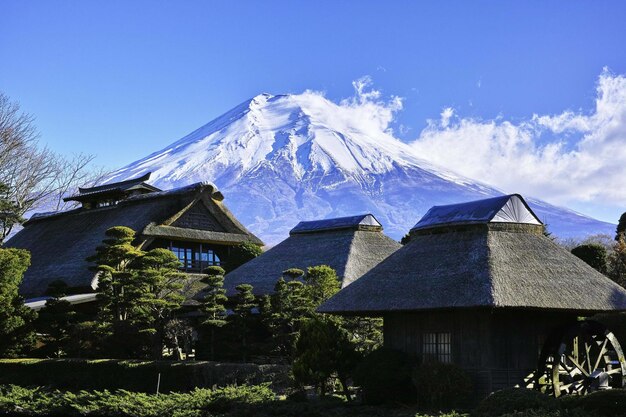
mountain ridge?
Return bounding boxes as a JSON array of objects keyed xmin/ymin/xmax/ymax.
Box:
[{"xmin": 104, "ymin": 92, "xmax": 615, "ymax": 244}]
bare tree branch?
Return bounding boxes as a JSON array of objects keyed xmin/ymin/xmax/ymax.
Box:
[{"xmin": 0, "ymin": 92, "xmax": 105, "ymax": 243}]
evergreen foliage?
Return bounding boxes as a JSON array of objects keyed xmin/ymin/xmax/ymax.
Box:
[
  {"xmin": 262, "ymin": 276, "xmax": 311, "ymax": 359},
  {"xmin": 354, "ymin": 347, "xmax": 416, "ymax": 405},
  {"xmin": 616, "ymin": 212, "xmax": 626, "ymax": 241},
  {"xmin": 0, "ymin": 248, "xmax": 36, "ymax": 357},
  {"xmin": 227, "ymin": 242, "xmax": 263, "ymax": 272},
  {"xmin": 473, "ymin": 388, "xmax": 559, "ymax": 417},
  {"xmin": 90, "ymin": 227, "xmax": 187, "ymax": 358},
  {"xmin": 304, "ymin": 265, "xmax": 341, "ymax": 307},
  {"xmin": 400, "ymin": 233, "xmax": 411, "ymax": 245},
  {"xmin": 609, "ymin": 236, "xmax": 626, "ymax": 288},
  {"xmin": 0, "ymin": 183, "xmax": 24, "ymax": 246},
  {"xmin": 201, "ymin": 266, "xmax": 228, "ymax": 360},
  {"xmin": 35, "ymin": 280, "xmax": 80, "ymax": 358},
  {"xmin": 341, "ymin": 316, "xmax": 383, "ymax": 354},
  {"xmin": 412, "ymin": 362, "xmax": 472, "ymax": 409},
  {"xmin": 571, "ymin": 243, "xmax": 608, "ymax": 274},
  {"xmin": 89, "ymin": 226, "xmax": 146, "ymax": 357},
  {"xmin": 134, "ymin": 248, "xmax": 186, "ymax": 359},
  {"xmin": 232, "ymin": 284, "xmax": 258, "ymax": 362},
  {"xmin": 282, "ymin": 268, "xmax": 304, "ymax": 279},
  {"xmin": 292, "ymin": 316, "xmax": 360, "ymax": 400}
]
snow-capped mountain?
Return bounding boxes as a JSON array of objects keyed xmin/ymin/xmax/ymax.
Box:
[{"xmin": 104, "ymin": 93, "xmax": 615, "ymax": 244}]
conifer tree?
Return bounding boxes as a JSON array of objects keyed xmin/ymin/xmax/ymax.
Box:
[
  {"xmin": 293, "ymin": 316, "xmax": 360, "ymax": 400},
  {"xmin": 89, "ymin": 226, "xmax": 145, "ymax": 357},
  {"xmin": 571, "ymin": 243, "xmax": 608, "ymax": 274},
  {"xmin": 0, "ymin": 248, "xmax": 36, "ymax": 357},
  {"xmin": 135, "ymin": 248, "xmax": 186, "ymax": 359},
  {"xmin": 0, "ymin": 183, "xmax": 24, "ymax": 246},
  {"xmin": 201, "ymin": 265, "xmax": 228, "ymax": 360},
  {"xmin": 262, "ymin": 277, "xmax": 309, "ymax": 359},
  {"xmin": 609, "ymin": 236, "xmax": 626, "ymax": 288},
  {"xmin": 304, "ymin": 265, "xmax": 341, "ymax": 308},
  {"xmin": 232, "ymin": 283, "xmax": 257, "ymax": 362},
  {"xmin": 36, "ymin": 280, "xmax": 79, "ymax": 357},
  {"xmin": 228, "ymin": 242, "xmax": 263, "ymax": 271},
  {"xmin": 617, "ymin": 212, "xmax": 626, "ymax": 241}
]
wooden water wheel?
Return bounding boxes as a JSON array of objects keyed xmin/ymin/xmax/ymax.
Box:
[{"xmin": 535, "ymin": 320, "xmax": 626, "ymax": 397}]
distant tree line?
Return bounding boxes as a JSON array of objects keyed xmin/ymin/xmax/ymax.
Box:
[{"xmin": 568, "ymin": 216, "xmax": 626, "ymax": 287}]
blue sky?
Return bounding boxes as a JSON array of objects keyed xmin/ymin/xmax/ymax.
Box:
[{"xmin": 2, "ymin": 1, "xmax": 626, "ymax": 223}]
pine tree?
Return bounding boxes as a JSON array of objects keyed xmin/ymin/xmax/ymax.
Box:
[
  {"xmin": 616, "ymin": 212, "xmax": 626, "ymax": 241},
  {"xmin": 0, "ymin": 248, "xmax": 36, "ymax": 357},
  {"xmin": 201, "ymin": 265, "xmax": 228, "ymax": 360},
  {"xmin": 292, "ymin": 316, "xmax": 360, "ymax": 400},
  {"xmin": 0, "ymin": 183, "xmax": 25, "ymax": 246},
  {"xmin": 304, "ymin": 265, "xmax": 341, "ymax": 307},
  {"xmin": 342, "ymin": 316, "xmax": 383, "ymax": 354},
  {"xmin": 262, "ymin": 278, "xmax": 302, "ymax": 359},
  {"xmin": 135, "ymin": 248, "xmax": 186, "ymax": 359},
  {"xmin": 609, "ymin": 236, "xmax": 626, "ymax": 288},
  {"xmin": 36, "ymin": 280, "xmax": 79, "ymax": 357},
  {"xmin": 571, "ymin": 244, "xmax": 608, "ymax": 274},
  {"xmin": 228, "ymin": 242, "xmax": 263, "ymax": 271},
  {"xmin": 232, "ymin": 283, "xmax": 257, "ymax": 362},
  {"xmin": 88, "ymin": 226, "xmax": 145, "ymax": 357}
]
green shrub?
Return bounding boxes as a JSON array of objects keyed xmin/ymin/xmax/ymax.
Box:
[
  {"xmin": 560, "ymin": 389, "xmax": 626, "ymax": 417},
  {"xmin": 472, "ymin": 388, "xmax": 559, "ymax": 417},
  {"xmin": 0, "ymin": 359, "xmax": 290, "ymax": 393},
  {"xmin": 0, "ymin": 384, "xmax": 274, "ymax": 417},
  {"xmin": 413, "ymin": 361, "xmax": 472, "ymax": 409},
  {"xmin": 353, "ymin": 347, "xmax": 416, "ymax": 405}
]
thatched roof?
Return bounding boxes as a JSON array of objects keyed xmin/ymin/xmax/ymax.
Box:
[
  {"xmin": 320, "ymin": 195, "xmax": 626, "ymax": 314},
  {"xmin": 7, "ymin": 181, "xmax": 262, "ymax": 298},
  {"xmin": 224, "ymin": 214, "xmax": 402, "ymax": 296},
  {"xmin": 63, "ymin": 172, "xmax": 160, "ymax": 203}
]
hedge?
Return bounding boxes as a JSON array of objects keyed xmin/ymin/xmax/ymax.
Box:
[
  {"xmin": 0, "ymin": 384, "xmax": 469, "ymax": 417},
  {"xmin": 0, "ymin": 384, "xmax": 274, "ymax": 417},
  {"xmin": 0, "ymin": 359, "xmax": 290, "ymax": 393}
]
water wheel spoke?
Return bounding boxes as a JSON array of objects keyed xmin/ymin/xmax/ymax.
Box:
[
  {"xmin": 582, "ymin": 343, "xmax": 591, "ymax": 374},
  {"xmin": 566, "ymin": 355, "xmax": 590, "ymax": 377},
  {"xmin": 606, "ymin": 368, "xmax": 622, "ymax": 375},
  {"xmin": 593, "ymin": 339, "xmax": 609, "ymax": 371}
]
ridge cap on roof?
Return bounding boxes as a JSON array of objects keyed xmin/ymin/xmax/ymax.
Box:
[
  {"xmin": 24, "ymin": 182, "xmax": 220, "ymax": 225},
  {"xmin": 78, "ymin": 172, "xmax": 152, "ymax": 193},
  {"xmin": 411, "ymin": 194, "xmax": 541, "ymax": 232},
  {"xmin": 290, "ymin": 213, "xmax": 383, "ymax": 234}
]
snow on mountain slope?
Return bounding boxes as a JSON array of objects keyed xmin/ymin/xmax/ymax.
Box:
[{"xmin": 104, "ymin": 93, "xmax": 615, "ymax": 244}]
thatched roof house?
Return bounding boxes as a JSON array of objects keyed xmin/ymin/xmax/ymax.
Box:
[
  {"xmin": 319, "ymin": 194, "xmax": 626, "ymax": 398},
  {"xmin": 320, "ymin": 194, "xmax": 626, "ymax": 314},
  {"xmin": 224, "ymin": 214, "xmax": 401, "ymax": 296},
  {"xmin": 7, "ymin": 174, "xmax": 262, "ymax": 298}
]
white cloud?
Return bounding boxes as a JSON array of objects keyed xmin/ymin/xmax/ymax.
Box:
[
  {"xmin": 296, "ymin": 75, "xmax": 403, "ymax": 137},
  {"xmin": 440, "ymin": 107, "xmax": 454, "ymax": 128},
  {"xmin": 410, "ymin": 69, "xmax": 626, "ymax": 208}
]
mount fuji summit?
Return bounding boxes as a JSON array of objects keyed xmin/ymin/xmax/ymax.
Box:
[{"xmin": 104, "ymin": 93, "xmax": 614, "ymax": 244}]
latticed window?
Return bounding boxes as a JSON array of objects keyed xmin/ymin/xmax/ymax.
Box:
[
  {"xmin": 169, "ymin": 242, "xmax": 221, "ymax": 271},
  {"xmin": 423, "ymin": 332, "xmax": 452, "ymax": 363}
]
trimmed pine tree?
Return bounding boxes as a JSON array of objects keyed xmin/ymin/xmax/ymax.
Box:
[{"xmin": 201, "ymin": 265, "xmax": 228, "ymax": 360}]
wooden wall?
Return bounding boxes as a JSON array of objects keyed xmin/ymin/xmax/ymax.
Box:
[{"xmin": 383, "ymin": 309, "xmax": 577, "ymax": 397}]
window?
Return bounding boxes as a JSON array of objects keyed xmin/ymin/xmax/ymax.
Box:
[
  {"xmin": 169, "ymin": 242, "xmax": 221, "ymax": 271},
  {"xmin": 95, "ymin": 200, "xmax": 118, "ymax": 208},
  {"xmin": 171, "ymin": 245, "xmax": 193, "ymax": 269},
  {"xmin": 423, "ymin": 332, "xmax": 452, "ymax": 363},
  {"xmin": 195, "ymin": 248, "xmax": 221, "ymax": 267}
]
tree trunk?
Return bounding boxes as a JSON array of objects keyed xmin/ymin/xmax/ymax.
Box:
[{"xmin": 338, "ymin": 374, "xmax": 352, "ymax": 402}]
